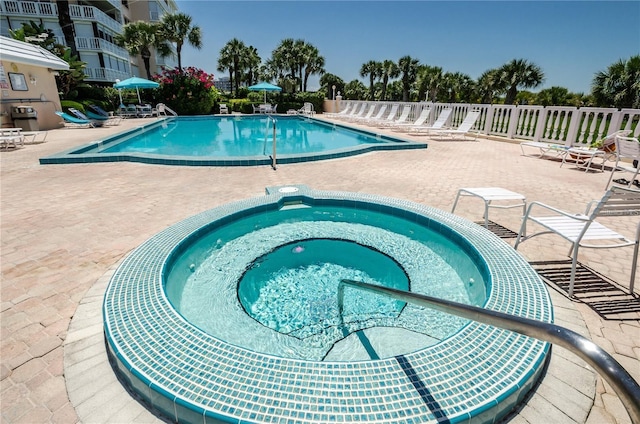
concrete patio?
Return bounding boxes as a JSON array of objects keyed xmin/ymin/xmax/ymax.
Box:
[{"xmin": 1, "ymin": 117, "xmax": 638, "ymax": 423}]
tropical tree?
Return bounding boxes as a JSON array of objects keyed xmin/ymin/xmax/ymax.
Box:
[
  {"xmin": 379, "ymin": 60, "xmax": 400, "ymax": 101},
  {"xmin": 242, "ymin": 45, "xmax": 262, "ymax": 86},
  {"xmin": 343, "ymin": 80, "xmax": 367, "ymax": 100},
  {"xmin": 302, "ymin": 45, "xmax": 325, "ymax": 92},
  {"xmin": 271, "ymin": 38, "xmax": 300, "ymax": 90},
  {"xmin": 360, "ymin": 60, "xmax": 382, "ymax": 100},
  {"xmin": 497, "ymin": 58, "xmax": 545, "ymax": 105},
  {"xmin": 398, "ymin": 55, "xmax": 420, "ymax": 102},
  {"xmin": 158, "ymin": 12, "xmax": 202, "ymax": 71},
  {"xmin": 592, "ymin": 55, "xmax": 640, "ymax": 109},
  {"xmin": 116, "ymin": 21, "xmax": 171, "ymax": 79},
  {"xmin": 217, "ymin": 38, "xmax": 247, "ymax": 95},
  {"xmin": 416, "ymin": 65, "xmax": 443, "ymax": 102},
  {"xmin": 536, "ymin": 86, "xmax": 571, "ymax": 106},
  {"xmin": 475, "ymin": 69, "xmax": 502, "ymax": 104},
  {"xmin": 319, "ymin": 73, "xmax": 345, "ymax": 99}
]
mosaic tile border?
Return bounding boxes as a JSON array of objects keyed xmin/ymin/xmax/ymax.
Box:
[
  {"xmin": 39, "ymin": 116, "xmax": 428, "ymax": 166},
  {"xmin": 103, "ymin": 186, "xmax": 553, "ymax": 423}
]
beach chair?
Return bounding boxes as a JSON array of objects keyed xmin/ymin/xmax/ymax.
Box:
[
  {"xmin": 429, "ymin": 110, "xmax": 481, "ymax": 141},
  {"xmin": 352, "ymin": 104, "xmax": 387, "ymax": 124},
  {"xmin": 520, "ymin": 141, "xmax": 571, "ymax": 160},
  {"xmin": 55, "ymin": 111, "xmax": 95, "ymax": 128},
  {"xmin": 68, "ymin": 108, "xmax": 104, "ymax": 127},
  {"xmin": 404, "ymin": 108, "xmax": 452, "ymax": 133},
  {"xmin": 514, "ymin": 185, "xmax": 640, "ymax": 297},
  {"xmin": 0, "ymin": 128, "xmax": 25, "ymax": 150},
  {"xmin": 605, "ymin": 135, "xmax": 640, "ymax": 190},
  {"xmin": 324, "ymin": 101, "xmax": 352, "ymax": 118},
  {"xmin": 366, "ymin": 104, "xmax": 398, "ymax": 126},
  {"xmin": 346, "ymin": 103, "xmax": 376, "ymax": 122},
  {"xmin": 561, "ymin": 129, "xmax": 633, "ymax": 173},
  {"xmin": 87, "ymin": 105, "xmax": 121, "ymax": 125},
  {"xmin": 336, "ymin": 103, "xmax": 366, "ymax": 120},
  {"xmin": 377, "ymin": 105, "xmax": 411, "ymax": 128},
  {"xmin": 393, "ymin": 107, "xmax": 437, "ymax": 132}
]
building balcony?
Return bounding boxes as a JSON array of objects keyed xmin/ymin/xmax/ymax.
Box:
[
  {"xmin": 69, "ymin": 4, "xmax": 122, "ymax": 33},
  {"xmin": 1, "ymin": 0, "xmax": 58, "ymax": 17},
  {"xmin": 75, "ymin": 37, "xmax": 129, "ymax": 60},
  {"xmin": 83, "ymin": 67, "xmax": 131, "ymax": 83}
]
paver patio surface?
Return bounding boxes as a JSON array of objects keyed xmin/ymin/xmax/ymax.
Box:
[{"xmin": 1, "ymin": 117, "xmax": 638, "ymax": 423}]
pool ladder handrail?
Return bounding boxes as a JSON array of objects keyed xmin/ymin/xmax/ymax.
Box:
[
  {"xmin": 338, "ymin": 279, "xmax": 640, "ymax": 423},
  {"xmin": 263, "ymin": 115, "xmax": 277, "ymax": 170}
]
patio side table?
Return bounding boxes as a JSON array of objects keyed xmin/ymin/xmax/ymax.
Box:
[{"xmin": 451, "ymin": 187, "xmax": 526, "ymax": 228}]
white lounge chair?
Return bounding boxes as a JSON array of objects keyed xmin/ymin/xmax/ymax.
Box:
[
  {"xmin": 0, "ymin": 128, "xmax": 24, "ymax": 150},
  {"xmin": 605, "ymin": 135, "xmax": 640, "ymax": 190},
  {"xmin": 429, "ymin": 110, "xmax": 481, "ymax": 141},
  {"xmin": 520, "ymin": 141, "xmax": 571, "ymax": 159},
  {"xmin": 514, "ymin": 185, "xmax": 640, "ymax": 297},
  {"xmin": 352, "ymin": 104, "xmax": 387, "ymax": 123},
  {"xmin": 324, "ymin": 102, "xmax": 352, "ymax": 118},
  {"xmin": 345, "ymin": 103, "xmax": 376, "ymax": 122},
  {"xmin": 377, "ymin": 105, "xmax": 411, "ymax": 128},
  {"xmin": 336, "ymin": 103, "xmax": 366, "ymax": 120},
  {"xmin": 561, "ymin": 129, "xmax": 633, "ymax": 172},
  {"xmin": 219, "ymin": 103, "xmax": 229, "ymax": 114},
  {"xmin": 366, "ymin": 104, "xmax": 399, "ymax": 126},
  {"xmin": 392, "ymin": 107, "xmax": 434, "ymax": 132}
]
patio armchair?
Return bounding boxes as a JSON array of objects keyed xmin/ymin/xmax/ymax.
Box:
[
  {"xmin": 605, "ymin": 135, "xmax": 640, "ymax": 190},
  {"xmin": 514, "ymin": 185, "xmax": 640, "ymax": 297}
]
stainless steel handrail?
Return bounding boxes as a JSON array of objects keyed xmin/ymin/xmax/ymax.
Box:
[
  {"xmin": 262, "ymin": 115, "xmax": 277, "ymax": 170},
  {"xmin": 338, "ymin": 279, "xmax": 640, "ymax": 423}
]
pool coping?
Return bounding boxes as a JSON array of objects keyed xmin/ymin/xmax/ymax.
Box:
[
  {"xmin": 102, "ymin": 185, "xmax": 554, "ymax": 423},
  {"xmin": 39, "ymin": 115, "xmax": 428, "ymax": 166}
]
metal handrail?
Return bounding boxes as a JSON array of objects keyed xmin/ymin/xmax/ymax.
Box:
[
  {"xmin": 338, "ymin": 279, "xmax": 640, "ymax": 423},
  {"xmin": 263, "ymin": 115, "xmax": 277, "ymax": 170}
]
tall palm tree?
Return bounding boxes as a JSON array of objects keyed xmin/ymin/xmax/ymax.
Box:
[
  {"xmin": 271, "ymin": 38, "xmax": 300, "ymax": 91},
  {"xmin": 242, "ymin": 45, "xmax": 262, "ymax": 86},
  {"xmin": 498, "ymin": 58, "xmax": 544, "ymax": 105},
  {"xmin": 360, "ymin": 60, "xmax": 382, "ymax": 100},
  {"xmin": 476, "ymin": 69, "xmax": 501, "ymax": 104},
  {"xmin": 217, "ymin": 38, "xmax": 247, "ymax": 95},
  {"xmin": 416, "ymin": 65, "xmax": 443, "ymax": 102},
  {"xmin": 320, "ymin": 73, "xmax": 345, "ymax": 99},
  {"xmin": 301, "ymin": 44, "xmax": 325, "ymax": 92},
  {"xmin": 592, "ymin": 55, "xmax": 640, "ymax": 109},
  {"xmin": 115, "ymin": 21, "xmax": 171, "ymax": 79},
  {"xmin": 398, "ymin": 55, "xmax": 420, "ymax": 102},
  {"xmin": 379, "ymin": 60, "xmax": 400, "ymax": 100},
  {"xmin": 158, "ymin": 12, "xmax": 202, "ymax": 71}
]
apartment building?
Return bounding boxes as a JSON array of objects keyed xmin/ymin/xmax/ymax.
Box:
[{"xmin": 0, "ymin": 0, "xmax": 179, "ymax": 84}]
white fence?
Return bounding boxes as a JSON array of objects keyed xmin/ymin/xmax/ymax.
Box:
[{"xmin": 335, "ymin": 101, "xmax": 640, "ymax": 146}]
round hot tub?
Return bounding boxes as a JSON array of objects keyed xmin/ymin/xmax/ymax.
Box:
[{"xmin": 103, "ymin": 185, "xmax": 552, "ymax": 423}]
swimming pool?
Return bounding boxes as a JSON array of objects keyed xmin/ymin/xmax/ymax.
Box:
[
  {"xmin": 40, "ymin": 115, "xmax": 427, "ymax": 166},
  {"xmin": 103, "ymin": 185, "xmax": 553, "ymax": 423}
]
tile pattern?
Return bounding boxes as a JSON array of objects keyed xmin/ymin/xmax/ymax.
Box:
[{"xmin": 103, "ymin": 186, "xmax": 552, "ymax": 423}]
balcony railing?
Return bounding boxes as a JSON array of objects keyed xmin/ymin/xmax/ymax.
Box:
[
  {"xmin": 75, "ymin": 37, "xmax": 129, "ymax": 60},
  {"xmin": 69, "ymin": 4, "xmax": 122, "ymax": 33},
  {"xmin": 342, "ymin": 101, "xmax": 640, "ymax": 146},
  {"xmin": 83, "ymin": 67, "xmax": 130, "ymax": 83},
  {"xmin": 1, "ymin": 0, "xmax": 57, "ymax": 16}
]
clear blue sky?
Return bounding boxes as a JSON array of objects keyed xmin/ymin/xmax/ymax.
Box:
[{"xmin": 176, "ymin": 1, "xmax": 640, "ymax": 94}]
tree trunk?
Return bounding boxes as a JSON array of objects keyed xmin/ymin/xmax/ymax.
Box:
[{"xmin": 56, "ymin": 1, "xmax": 78, "ymax": 57}]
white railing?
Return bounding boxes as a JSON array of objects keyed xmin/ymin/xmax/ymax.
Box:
[
  {"xmin": 75, "ymin": 37, "xmax": 129, "ymax": 60},
  {"xmin": 1, "ymin": 0, "xmax": 57, "ymax": 16},
  {"xmin": 337, "ymin": 101, "xmax": 640, "ymax": 146},
  {"xmin": 83, "ymin": 67, "xmax": 130, "ymax": 83},
  {"xmin": 69, "ymin": 4, "xmax": 122, "ymax": 33}
]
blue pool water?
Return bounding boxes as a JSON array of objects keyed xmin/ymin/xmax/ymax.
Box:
[
  {"xmin": 104, "ymin": 186, "xmax": 553, "ymax": 423},
  {"xmin": 164, "ymin": 205, "xmax": 485, "ymax": 361},
  {"xmin": 40, "ymin": 115, "xmax": 428, "ymax": 166}
]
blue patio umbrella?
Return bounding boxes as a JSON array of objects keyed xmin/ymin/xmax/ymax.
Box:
[
  {"xmin": 114, "ymin": 76, "xmax": 159, "ymax": 103},
  {"xmin": 248, "ymin": 81, "xmax": 282, "ymax": 103}
]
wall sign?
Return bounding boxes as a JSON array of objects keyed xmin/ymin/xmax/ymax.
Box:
[{"xmin": 8, "ymin": 73, "xmax": 28, "ymax": 91}]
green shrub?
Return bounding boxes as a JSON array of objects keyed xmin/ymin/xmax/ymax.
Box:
[{"xmin": 60, "ymin": 100, "xmax": 85, "ymax": 113}]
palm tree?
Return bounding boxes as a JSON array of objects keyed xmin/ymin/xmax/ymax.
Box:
[
  {"xmin": 217, "ymin": 38, "xmax": 247, "ymax": 95},
  {"xmin": 360, "ymin": 60, "xmax": 382, "ymax": 100},
  {"xmin": 115, "ymin": 21, "xmax": 171, "ymax": 79},
  {"xmin": 592, "ymin": 55, "xmax": 640, "ymax": 109},
  {"xmin": 344, "ymin": 80, "xmax": 367, "ymax": 100},
  {"xmin": 271, "ymin": 38, "xmax": 301, "ymax": 91},
  {"xmin": 379, "ymin": 60, "xmax": 400, "ymax": 100},
  {"xmin": 320, "ymin": 73, "xmax": 345, "ymax": 99},
  {"xmin": 476, "ymin": 69, "xmax": 501, "ymax": 104},
  {"xmin": 158, "ymin": 12, "xmax": 202, "ymax": 71},
  {"xmin": 416, "ymin": 65, "xmax": 443, "ymax": 102},
  {"xmin": 242, "ymin": 45, "xmax": 262, "ymax": 86},
  {"xmin": 398, "ymin": 55, "xmax": 420, "ymax": 102},
  {"xmin": 302, "ymin": 45, "xmax": 325, "ymax": 92},
  {"xmin": 498, "ymin": 59, "xmax": 544, "ymax": 105}
]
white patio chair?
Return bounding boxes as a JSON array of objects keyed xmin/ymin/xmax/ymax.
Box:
[
  {"xmin": 605, "ymin": 135, "xmax": 640, "ymax": 190},
  {"xmin": 429, "ymin": 110, "xmax": 481, "ymax": 141},
  {"xmin": 514, "ymin": 185, "xmax": 640, "ymax": 297},
  {"xmin": 391, "ymin": 107, "xmax": 434, "ymax": 132},
  {"xmin": 366, "ymin": 103, "xmax": 399, "ymax": 126},
  {"xmin": 378, "ymin": 105, "xmax": 412, "ymax": 127},
  {"xmin": 324, "ymin": 101, "xmax": 352, "ymax": 117},
  {"xmin": 400, "ymin": 108, "xmax": 451, "ymax": 133},
  {"xmin": 219, "ymin": 103, "xmax": 229, "ymax": 114},
  {"xmin": 345, "ymin": 103, "xmax": 376, "ymax": 122},
  {"xmin": 352, "ymin": 104, "xmax": 387, "ymax": 123}
]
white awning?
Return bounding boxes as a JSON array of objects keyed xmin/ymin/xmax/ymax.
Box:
[{"xmin": 0, "ymin": 36, "xmax": 70, "ymax": 70}]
